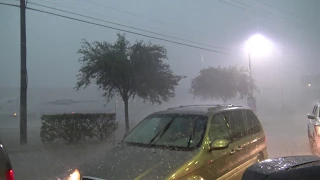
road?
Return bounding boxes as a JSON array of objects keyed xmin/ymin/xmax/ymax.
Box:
[
  {"xmin": 0, "ymin": 110, "xmax": 313, "ymax": 180},
  {"xmin": 260, "ymin": 111, "xmax": 311, "ymax": 158}
]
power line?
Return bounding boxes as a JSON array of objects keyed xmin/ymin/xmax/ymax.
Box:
[
  {"xmin": 83, "ymin": 0, "xmax": 197, "ymax": 33},
  {"xmin": 217, "ymin": 0, "xmax": 287, "ymax": 24},
  {"xmin": 255, "ymin": 0, "xmax": 319, "ymax": 33},
  {"xmin": 217, "ymin": 0, "xmax": 320, "ymax": 52},
  {"xmin": 225, "ymin": 0, "xmax": 320, "ymax": 37},
  {"xmin": 230, "ymin": 0, "xmax": 289, "ymax": 22},
  {"xmin": 215, "ymin": 0, "xmax": 291, "ymax": 34},
  {"xmin": 0, "ymin": 2, "xmax": 229, "ymax": 54},
  {"xmin": 0, "ymin": 1, "xmax": 19, "ymax": 7},
  {"xmin": 218, "ymin": 0, "xmax": 318, "ymax": 37},
  {"xmin": 0, "ymin": 2, "xmax": 313, "ymax": 72},
  {"xmin": 29, "ymin": 0, "xmax": 143, "ymax": 28},
  {"xmin": 23, "ymin": 7, "xmax": 229, "ymax": 54},
  {"xmin": 256, "ymin": 0, "xmax": 302, "ymax": 20},
  {"xmin": 31, "ymin": 0, "xmax": 206, "ymax": 43},
  {"xmin": 27, "ymin": 1, "xmax": 229, "ymax": 51}
]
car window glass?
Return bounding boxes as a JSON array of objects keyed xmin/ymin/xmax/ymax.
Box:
[
  {"xmin": 123, "ymin": 114, "xmax": 208, "ymax": 149},
  {"xmin": 156, "ymin": 116, "xmax": 207, "ymax": 148},
  {"xmin": 124, "ymin": 116, "xmax": 172, "ymax": 143},
  {"xmin": 159, "ymin": 117, "xmax": 193, "ymax": 140},
  {"xmin": 209, "ymin": 113, "xmax": 231, "ymax": 141},
  {"xmin": 224, "ymin": 110, "xmax": 246, "ymax": 139},
  {"xmin": 244, "ymin": 110, "xmax": 262, "ymax": 135}
]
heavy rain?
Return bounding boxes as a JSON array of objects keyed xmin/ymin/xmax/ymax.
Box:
[{"xmin": 1, "ymin": 0, "xmax": 320, "ymax": 179}]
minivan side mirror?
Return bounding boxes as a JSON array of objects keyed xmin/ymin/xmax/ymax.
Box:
[
  {"xmin": 308, "ymin": 114, "xmax": 316, "ymax": 120},
  {"xmin": 209, "ymin": 139, "xmax": 230, "ymax": 151}
]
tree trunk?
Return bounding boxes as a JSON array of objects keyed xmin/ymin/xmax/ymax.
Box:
[{"xmin": 124, "ymin": 98, "xmax": 129, "ymax": 133}]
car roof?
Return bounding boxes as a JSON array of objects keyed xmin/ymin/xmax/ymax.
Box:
[{"xmin": 153, "ymin": 104, "xmax": 250, "ymax": 116}]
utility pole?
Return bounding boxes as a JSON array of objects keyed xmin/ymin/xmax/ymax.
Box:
[
  {"xmin": 248, "ymin": 52, "xmax": 257, "ymax": 112},
  {"xmin": 278, "ymin": 47, "xmax": 285, "ymax": 111},
  {"xmin": 279, "ymin": 58, "xmax": 284, "ymax": 110},
  {"xmin": 20, "ymin": 0, "xmax": 27, "ymax": 144},
  {"xmin": 248, "ymin": 53, "xmax": 253, "ymax": 96}
]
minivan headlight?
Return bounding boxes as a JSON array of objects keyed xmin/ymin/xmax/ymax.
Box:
[
  {"xmin": 69, "ymin": 169, "xmax": 81, "ymax": 180},
  {"xmin": 187, "ymin": 176, "xmax": 204, "ymax": 180}
]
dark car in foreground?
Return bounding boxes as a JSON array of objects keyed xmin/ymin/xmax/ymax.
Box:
[
  {"xmin": 63, "ymin": 104, "xmax": 267, "ymax": 180},
  {"xmin": 242, "ymin": 155, "xmax": 320, "ymax": 180},
  {"xmin": 0, "ymin": 140, "xmax": 14, "ymax": 180}
]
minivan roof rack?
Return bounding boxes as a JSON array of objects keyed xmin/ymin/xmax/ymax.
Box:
[
  {"xmin": 167, "ymin": 104, "xmax": 239, "ymax": 110},
  {"xmin": 178, "ymin": 104, "xmax": 231, "ymax": 108}
]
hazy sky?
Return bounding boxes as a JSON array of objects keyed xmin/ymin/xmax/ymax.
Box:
[{"xmin": 1, "ymin": 0, "xmax": 320, "ymax": 90}]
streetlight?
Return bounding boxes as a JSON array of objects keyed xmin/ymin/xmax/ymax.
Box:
[
  {"xmin": 244, "ymin": 34, "xmax": 273, "ymax": 112},
  {"xmin": 245, "ymin": 34, "xmax": 273, "ymax": 58}
]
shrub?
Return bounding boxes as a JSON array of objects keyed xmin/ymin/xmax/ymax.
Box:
[{"xmin": 40, "ymin": 113, "xmax": 118, "ymax": 143}]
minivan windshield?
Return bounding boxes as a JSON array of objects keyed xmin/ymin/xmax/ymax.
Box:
[{"xmin": 123, "ymin": 114, "xmax": 207, "ymax": 150}]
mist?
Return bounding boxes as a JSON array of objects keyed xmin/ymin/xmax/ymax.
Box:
[{"xmin": 1, "ymin": 0, "xmax": 320, "ymax": 179}]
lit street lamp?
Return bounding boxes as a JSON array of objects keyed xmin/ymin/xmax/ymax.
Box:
[{"xmin": 244, "ymin": 34, "xmax": 273, "ymax": 112}]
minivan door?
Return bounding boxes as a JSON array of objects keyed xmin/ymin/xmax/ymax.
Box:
[
  {"xmin": 241, "ymin": 110, "xmax": 264, "ymax": 167},
  {"xmin": 199, "ymin": 113, "xmax": 242, "ymax": 180},
  {"xmin": 222, "ymin": 110, "xmax": 249, "ymax": 179}
]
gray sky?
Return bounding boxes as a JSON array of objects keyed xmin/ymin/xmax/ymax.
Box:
[{"xmin": 1, "ymin": 0, "xmax": 320, "ymax": 90}]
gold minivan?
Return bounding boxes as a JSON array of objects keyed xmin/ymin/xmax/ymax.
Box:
[{"xmin": 71, "ymin": 104, "xmax": 268, "ymax": 180}]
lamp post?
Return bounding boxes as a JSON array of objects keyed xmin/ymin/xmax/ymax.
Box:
[
  {"xmin": 247, "ymin": 51, "xmax": 256, "ymax": 112},
  {"xmin": 278, "ymin": 52, "xmax": 284, "ymax": 110},
  {"xmin": 248, "ymin": 52, "xmax": 253, "ymax": 96},
  {"xmin": 245, "ymin": 34, "xmax": 273, "ymax": 112}
]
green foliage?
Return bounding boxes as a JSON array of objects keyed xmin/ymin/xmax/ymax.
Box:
[
  {"xmin": 189, "ymin": 66, "xmax": 258, "ymax": 102},
  {"xmin": 75, "ymin": 33, "xmax": 185, "ymax": 132},
  {"xmin": 40, "ymin": 113, "xmax": 118, "ymax": 143}
]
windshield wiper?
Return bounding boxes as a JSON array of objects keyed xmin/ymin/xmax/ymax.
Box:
[
  {"xmin": 148, "ymin": 117, "xmax": 175, "ymax": 146},
  {"xmin": 187, "ymin": 119, "xmax": 197, "ymax": 148}
]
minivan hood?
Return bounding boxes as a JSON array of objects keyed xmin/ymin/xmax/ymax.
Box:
[{"xmin": 78, "ymin": 144, "xmax": 198, "ymax": 180}]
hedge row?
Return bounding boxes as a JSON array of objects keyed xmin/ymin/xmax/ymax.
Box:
[{"xmin": 40, "ymin": 113, "xmax": 118, "ymax": 143}]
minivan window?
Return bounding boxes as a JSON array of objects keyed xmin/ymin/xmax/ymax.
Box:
[
  {"xmin": 223, "ymin": 110, "xmax": 246, "ymax": 140},
  {"xmin": 244, "ymin": 110, "xmax": 262, "ymax": 135},
  {"xmin": 209, "ymin": 113, "xmax": 231, "ymax": 141},
  {"xmin": 313, "ymin": 106, "xmax": 317, "ymax": 115}
]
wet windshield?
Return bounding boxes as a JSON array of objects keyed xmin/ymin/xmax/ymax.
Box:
[{"xmin": 124, "ymin": 114, "xmax": 207, "ymax": 149}]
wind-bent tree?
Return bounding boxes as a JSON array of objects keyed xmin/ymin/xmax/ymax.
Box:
[
  {"xmin": 75, "ymin": 33, "xmax": 185, "ymax": 133},
  {"xmin": 189, "ymin": 66, "xmax": 257, "ymax": 103}
]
